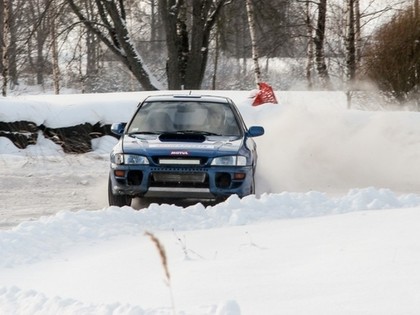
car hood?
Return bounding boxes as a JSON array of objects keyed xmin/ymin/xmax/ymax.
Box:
[{"xmin": 121, "ymin": 134, "xmax": 243, "ymax": 157}]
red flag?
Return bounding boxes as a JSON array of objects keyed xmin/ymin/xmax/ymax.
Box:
[{"xmin": 252, "ymin": 82, "xmax": 278, "ymax": 106}]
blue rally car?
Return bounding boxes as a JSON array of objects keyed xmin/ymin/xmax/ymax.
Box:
[{"xmin": 108, "ymin": 94, "xmax": 264, "ymax": 206}]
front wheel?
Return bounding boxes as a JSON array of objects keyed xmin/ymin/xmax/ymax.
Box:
[{"xmin": 108, "ymin": 178, "xmax": 132, "ymax": 207}]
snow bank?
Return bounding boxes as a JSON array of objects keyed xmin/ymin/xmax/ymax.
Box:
[
  {"xmin": 1, "ymin": 93, "xmax": 141, "ymax": 127},
  {"xmin": 2, "ymin": 188, "xmax": 420, "ymax": 268},
  {"xmin": 0, "ymin": 287, "xmax": 146, "ymax": 315}
]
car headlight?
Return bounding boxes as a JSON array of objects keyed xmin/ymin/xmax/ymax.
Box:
[
  {"xmin": 211, "ymin": 155, "xmax": 247, "ymax": 166},
  {"xmin": 113, "ymin": 153, "xmax": 149, "ymax": 165}
]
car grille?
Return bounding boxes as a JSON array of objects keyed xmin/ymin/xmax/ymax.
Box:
[
  {"xmin": 153, "ymin": 172, "xmax": 205, "ymax": 182},
  {"xmin": 151, "ymin": 171, "xmax": 208, "ymax": 188}
]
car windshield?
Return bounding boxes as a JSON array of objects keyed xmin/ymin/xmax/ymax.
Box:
[{"xmin": 127, "ymin": 101, "xmax": 241, "ymax": 136}]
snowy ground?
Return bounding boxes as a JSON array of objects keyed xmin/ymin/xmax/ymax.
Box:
[{"xmin": 1, "ymin": 90, "xmax": 420, "ymax": 314}]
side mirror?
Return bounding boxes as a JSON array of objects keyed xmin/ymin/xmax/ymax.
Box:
[
  {"xmin": 247, "ymin": 126, "xmax": 264, "ymax": 137},
  {"xmin": 110, "ymin": 122, "xmax": 126, "ymax": 136}
]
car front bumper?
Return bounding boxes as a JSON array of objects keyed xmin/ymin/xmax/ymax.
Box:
[{"xmin": 109, "ymin": 163, "xmax": 254, "ymax": 200}]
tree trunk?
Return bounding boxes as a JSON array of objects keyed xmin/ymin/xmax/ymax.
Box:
[
  {"xmin": 151, "ymin": 0, "xmax": 156, "ymax": 44},
  {"xmin": 314, "ymin": 0, "xmax": 331, "ymax": 88},
  {"xmin": 212, "ymin": 29, "xmax": 220, "ymax": 90},
  {"xmin": 36, "ymin": 34, "xmax": 45, "ymax": 86},
  {"xmin": 0, "ymin": 0, "xmax": 2, "ymax": 80},
  {"xmin": 8, "ymin": 0, "xmax": 17, "ymax": 88},
  {"xmin": 414, "ymin": 0, "xmax": 419, "ymax": 110},
  {"xmin": 2, "ymin": 0, "xmax": 10, "ymax": 96},
  {"xmin": 354, "ymin": 0, "xmax": 361, "ymax": 64},
  {"xmin": 51, "ymin": 3, "xmax": 60, "ymax": 94},
  {"xmin": 178, "ymin": 0, "xmax": 190, "ymax": 89},
  {"xmin": 84, "ymin": 0, "xmax": 99, "ymax": 92},
  {"xmin": 85, "ymin": 30, "xmax": 98, "ymax": 92},
  {"xmin": 184, "ymin": 0, "xmax": 213, "ymax": 89},
  {"xmin": 158, "ymin": 0, "xmax": 181, "ymax": 89},
  {"xmin": 305, "ymin": 0, "xmax": 314, "ymax": 89},
  {"xmin": 159, "ymin": 0, "xmax": 227, "ymax": 90},
  {"xmin": 346, "ymin": 0, "xmax": 356, "ymax": 82},
  {"xmin": 245, "ymin": 0, "xmax": 262, "ymax": 86}
]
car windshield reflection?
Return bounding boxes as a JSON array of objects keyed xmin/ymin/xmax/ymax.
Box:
[{"xmin": 127, "ymin": 101, "xmax": 242, "ymax": 136}]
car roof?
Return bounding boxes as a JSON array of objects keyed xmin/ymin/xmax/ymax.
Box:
[{"xmin": 143, "ymin": 94, "xmax": 231, "ymax": 104}]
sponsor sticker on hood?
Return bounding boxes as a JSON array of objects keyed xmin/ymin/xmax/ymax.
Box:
[{"xmin": 170, "ymin": 151, "xmax": 189, "ymax": 155}]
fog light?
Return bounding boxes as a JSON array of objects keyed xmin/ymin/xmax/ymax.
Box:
[
  {"xmin": 233, "ymin": 173, "xmax": 246, "ymax": 180},
  {"xmin": 114, "ymin": 170, "xmax": 126, "ymax": 177}
]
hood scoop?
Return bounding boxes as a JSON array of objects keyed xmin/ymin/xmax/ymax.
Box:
[{"xmin": 159, "ymin": 133, "xmax": 205, "ymax": 143}]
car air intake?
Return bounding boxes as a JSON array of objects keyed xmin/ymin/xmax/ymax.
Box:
[
  {"xmin": 215, "ymin": 172, "xmax": 231, "ymax": 188},
  {"xmin": 127, "ymin": 170, "xmax": 143, "ymax": 185},
  {"xmin": 152, "ymin": 172, "xmax": 206, "ymax": 183}
]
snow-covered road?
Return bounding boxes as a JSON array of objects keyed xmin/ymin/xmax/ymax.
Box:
[{"xmin": 0, "ymin": 150, "xmax": 110, "ymax": 229}]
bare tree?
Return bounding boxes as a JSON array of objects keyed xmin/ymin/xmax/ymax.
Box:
[
  {"xmin": 67, "ymin": 0, "xmax": 159, "ymax": 90},
  {"xmin": 2, "ymin": 0, "xmax": 44, "ymax": 91},
  {"xmin": 26, "ymin": 0, "xmax": 52, "ymax": 86},
  {"xmin": 70, "ymin": 0, "xmax": 102, "ymax": 92}
]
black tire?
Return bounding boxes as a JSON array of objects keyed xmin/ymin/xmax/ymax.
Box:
[{"xmin": 108, "ymin": 177, "xmax": 132, "ymax": 207}]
